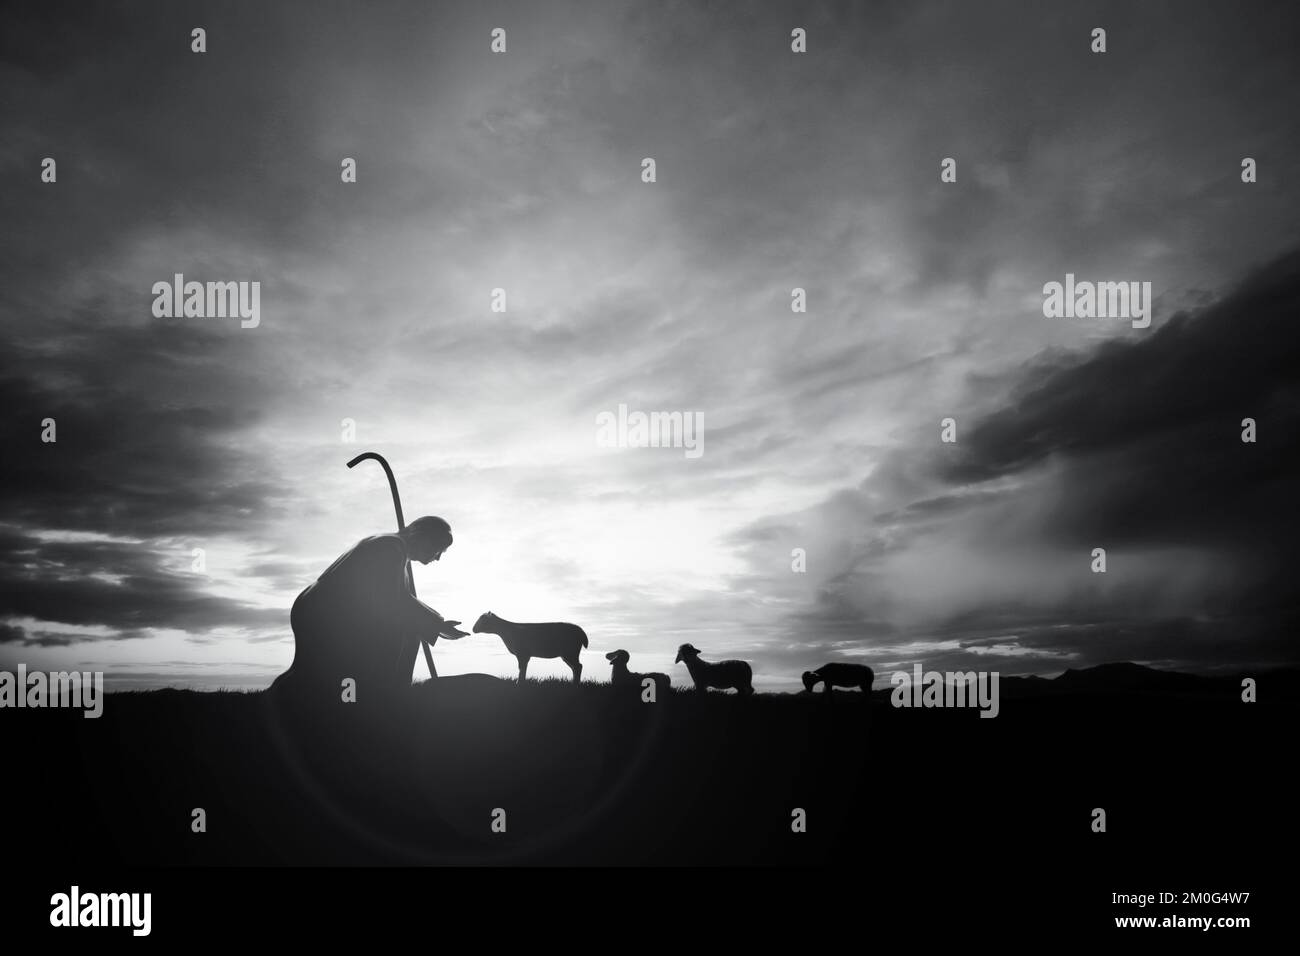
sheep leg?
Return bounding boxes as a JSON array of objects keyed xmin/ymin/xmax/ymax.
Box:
[
  {"xmin": 517, "ymin": 656, "xmax": 529, "ymax": 684},
  {"xmin": 566, "ymin": 655, "xmax": 582, "ymax": 684}
]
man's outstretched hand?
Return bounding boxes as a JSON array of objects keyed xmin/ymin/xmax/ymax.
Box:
[{"xmin": 424, "ymin": 604, "xmax": 470, "ymax": 640}]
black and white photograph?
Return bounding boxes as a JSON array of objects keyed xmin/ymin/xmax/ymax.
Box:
[{"xmin": 1, "ymin": 0, "xmax": 1295, "ymax": 941}]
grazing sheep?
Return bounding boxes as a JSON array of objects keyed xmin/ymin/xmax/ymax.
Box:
[
  {"xmin": 674, "ymin": 643, "xmax": 754, "ymax": 695},
  {"xmin": 803, "ymin": 662, "xmax": 875, "ymax": 696},
  {"xmin": 605, "ymin": 649, "xmax": 671, "ymax": 698},
  {"xmin": 472, "ymin": 611, "xmax": 588, "ymax": 684}
]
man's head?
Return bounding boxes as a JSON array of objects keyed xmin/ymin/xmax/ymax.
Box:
[{"xmin": 400, "ymin": 516, "xmax": 453, "ymax": 564}]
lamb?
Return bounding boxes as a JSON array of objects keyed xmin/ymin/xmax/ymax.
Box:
[
  {"xmin": 472, "ymin": 611, "xmax": 588, "ymax": 684},
  {"xmin": 605, "ymin": 649, "xmax": 671, "ymax": 698},
  {"xmin": 674, "ymin": 643, "xmax": 754, "ymax": 695},
  {"xmin": 802, "ymin": 662, "xmax": 875, "ymax": 696}
]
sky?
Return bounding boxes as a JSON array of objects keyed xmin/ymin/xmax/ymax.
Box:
[{"xmin": 2, "ymin": 0, "xmax": 1298, "ymax": 691}]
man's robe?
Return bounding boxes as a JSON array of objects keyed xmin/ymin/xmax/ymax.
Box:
[{"xmin": 271, "ymin": 534, "xmax": 429, "ymax": 701}]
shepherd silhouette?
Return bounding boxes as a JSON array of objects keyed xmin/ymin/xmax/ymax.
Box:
[{"xmin": 270, "ymin": 454, "xmax": 468, "ymax": 703}]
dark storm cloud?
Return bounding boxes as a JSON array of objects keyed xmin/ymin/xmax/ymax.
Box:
[
  {"xmin": 0, "ymin": 1, "xmax": 374, "ymax": 254},
  {"xmin": 769, "ymin": 250, "xmax": 1300, "ymax": 673},
  {"xmin": 0, "ymin": 305, "xmax": 293, "ymax": 644},
  {"xmin": 0, "ymin": 324, "xmax": 285, "ymax": 539},
  {"xmin": 944, "ymin": 249, "xmax": 1300, "ymax": 567},
  {"xmin": 12, "ymin": 631, "xmax": 80, "ymax": 648},
  {"xmin": 0, "ymin": 527, "xmax": 284, "ymax": 641}
]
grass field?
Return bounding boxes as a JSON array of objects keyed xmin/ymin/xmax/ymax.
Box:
[{"xmin": 9, "ymin": 666, "xmax": 1295, "ymax": 871}]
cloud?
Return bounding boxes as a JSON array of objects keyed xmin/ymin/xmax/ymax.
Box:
[
  {"xmin": 945, "ymin": 250, "xmax": 1300, "ymax": 568},
  {"xmin": 0, "ymin": 528, "xmax": 285, "ymax": 641},
  {"xmin": 0, "ymin": 322, "xmax": 287, "ymax": 540},
  {"xmin": 743, "ymin": 250, "xmax": 1300, "ymax": 674},
  {"xmin": 3, "ymin": 0, "xmax": 1299, "ymax": 685}
]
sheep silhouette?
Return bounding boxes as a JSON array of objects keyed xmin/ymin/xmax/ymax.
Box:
[
  {"xmin": 675, "ymin": 643, "xmax": 754, "ymax": 695},
  {"xmin": 605, "ymin": 649, "xmax": 671, "ymax": 697},
  {"xmin": 803, "ymin": 662, "xmax": 875, "ymax": 696},
  {"xmin": 472, "ymin": 611, "xmax": 588, "ymax": 684}
]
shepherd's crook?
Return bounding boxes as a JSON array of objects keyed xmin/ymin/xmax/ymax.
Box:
[{"xmin": 346, "ymin": 452, "xmax": 438, "ymax": 680}]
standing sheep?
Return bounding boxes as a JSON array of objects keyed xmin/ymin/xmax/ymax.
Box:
[
  {"xmin": 674, "ymin": 643, "xmax": 754, "ymax": 695},
  {"xmin": 605, "ymin": 649, "xmax": 671, "ymax": 698},
  {"xmin": 803, "ymin": 662, "xmax": 875, "ymax": 696},
  {"xmin": 472, "ymin": 612, "xmax": 588, "ymax": 684}
]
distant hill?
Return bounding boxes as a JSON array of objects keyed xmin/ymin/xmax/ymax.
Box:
[{"xmin": 1030, "ymin": 661, "xmax": 1297, "ymax": 698}]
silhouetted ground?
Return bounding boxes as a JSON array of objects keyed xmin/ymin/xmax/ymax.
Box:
[{"xmin": 10, "ymin": 664, "xmax": 1295, "ymax": 871}]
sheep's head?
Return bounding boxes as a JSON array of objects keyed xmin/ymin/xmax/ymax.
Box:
[
  {"xmin": 605, "ymin": 649, "xmax": 630, "ymax": 665},
  {"xmin": 472, "ymin": 612, "xmax": 497, "ymax": 634},
  {"xmin": 801, "ymin": 671, "xmax": 818, "ymax": 693},
  {"xmin": 674, "ymin": 643, "xmax": 700, "ymax": 664}
]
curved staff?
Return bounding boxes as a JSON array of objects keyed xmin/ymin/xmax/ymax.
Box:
[{"xmin": 346, "ymin": 452, "xmax": 438, "ymax": 679}]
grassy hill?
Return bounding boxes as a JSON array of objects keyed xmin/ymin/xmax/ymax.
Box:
[{"xmin": 9, "ymin": 667, "xmax": 1295, "ymax": 870}]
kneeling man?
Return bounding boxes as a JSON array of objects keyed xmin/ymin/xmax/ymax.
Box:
[{"xmin": 271, "ymin": 516, "xmax": 466, "ymax": 702}]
